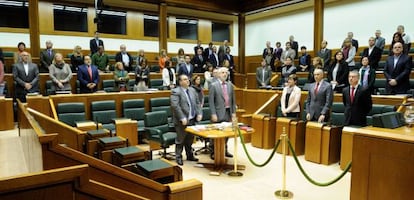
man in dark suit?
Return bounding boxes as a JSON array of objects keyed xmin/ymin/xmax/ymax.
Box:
[
  {"xmin": 218, "ymin": 40, "xmax": 228, "ymax": 64},
  {"xmin": 384, "ymin": 42, "xmax": 412, "ymax": 94},
  {"xmin": 193, "ymin": 40, "xmax": 203, "ymax": 55},
  {"xmin": 342, "ymin": 70, "xmax": 372, "ymax": 126},
  {"xmin": 208, "ymin": 46, "xmax": 219, "ymax": 67},
  {"xmin": 256, "ymin": 59, "xmax": 272, "ymax": 88},
  {"xmin": 361, "ymin": 37, "xmax": 382, "ymax": 70},
  {"xmin": 178, "ymin": 55, "xmax": 194, "ymax": 79},
  {"xmin": 306, "ymin": 68, "xmax": 333, "ymax": 123},
  {"xmin": 224, "ymin": 46, "xmax": 235, "ymax": 67},
  {"xmin": 209, "ymin": 67, "xmax": 236, "ymax": 158},
  {"xmin": 115, "ymin": 44, "xmax": 133, "ymax": 72},
  {"xmin": 203, "ymin": 42, "xmax": 213, "ymax": 60},
  {"xmin": 170, "ymin": 74, "xmax": 202, "ymax": 165},
  {"xmin": 89, "ymin": 31, "xmax": 104, "ymax": 55},
  {"xmin": 316, "ymin": 40, "xmax": 332, "ymax": 68},
  {"xmin": 39, "ymin": 40, "xmax": 55, "ymax": 73},
  {"xmin": 347, "ymin": 32, "xmax": 359, "ymax": 52},
  {"xmin": 289, "ymin": 35, "xmax": 299, "ymax": 59},
  {"xmin": 262, "ymin": 41, "xmax": 273, "ymax": 58},
  {"xmin": 13, "ymin": 52, "xmax": 39, "ymax": 102},
  {"xmin": 374, "ymin": 30, "xmax": 385, "ymax": 51},
  {"xmin": 191, "ymin": 48, "xmax": 206, "ymax": 73},
  {"xmin": 77, "ymin": 56, "xmax": 99, "ymax": 93}
]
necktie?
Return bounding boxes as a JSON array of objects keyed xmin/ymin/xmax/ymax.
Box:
[
  {"xmin": 350, "ymin": 87, "xmax": 355, "ymax": 103},
  {"xmin": 314, "ymin": 82, "xmax": 319, "ymax": 95},
  {"xmin": 222, "ymin": 82, "xmax": 230, "ymax": 107},
  {"xmin": 87, "ymin": 65, "xmax": 92, "ymax": 81},
  {"xmin": 361, "ymin": 69, "xmax": 366, "ymax": 87},
  {"xmin": 48, "ymin": 49, "xmax": 52, "ymax": 57},
  {"xmin": 186, "ymin": 89, "xmax": 195, "ymax": 118}
]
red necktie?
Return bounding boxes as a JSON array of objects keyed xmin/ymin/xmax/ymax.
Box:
[
  {"xmin": 87, "ymin": 65, "xmax": 92, "ymax": 81},
  {"xmin": 350, "ymin": 87, "xmax": 355, "ymax": 103},
  {"xmin": 222, "ymin": 82, "xmax": 230, "ymax": 107},
  {"xmin": 314, "ymin": 82, "xmax": 319, "ymax": 95}
]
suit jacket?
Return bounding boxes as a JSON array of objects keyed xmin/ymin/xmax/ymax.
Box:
[
  {"xmin": 209, "ymin": 53, "xmax": 219, "ymax": 67},
  {"xmin": 281, "ymin": 85, "xmax": 301, "ymax": 113},
  {"xmin": 351, "ymin": 39, "xmax": 358, "ymax": 52},
  {"xmin": 362, "ymin": 46, "xmax": 382, "ymax": 70},
  {"xmin": 305, "ymin": 80, "xmax": 333, "ymax": 122},
  {"xmin": 13, "ymin": 62, "xmax": 39, "ymax": 95},
  {"xmin": 327, "ymin": 61, "xmax": 349, "ymax": 92},
  {"xmin": 375, "ymin": 37, "xmax": 385, "ymax": 50},
  {"xmin": 290, "ymin": 41, "xmax": 299, "ymax": 58},
  {"xmin": 224, "ymin": 54, "xmax": 234, "ymax": 67},
  {"xmin": 209, "ymin": 80, "xmax": 236, "ymax": 122},
  {"xmin": 194, "ymin": 45, "xmax": 203, "ymax": 55},
  {"xmin": 191, "ymin": 55, "xmax": 206, "ymax": 73},
  {"xmin": 280, "ymin": 49, "xmax": 296, "ymax": 63},
  {"xmin": 39, "ymin": 49, "xmax": 56, "ymax": 72},
  {"xmin": 384, "ymin": 54, "xmax": 412, "ymax": 94},
  {"xmin": 218, "ymin": 45, "xmax": 227, "ymax": 64},
  {"xmin": 342, "ymin": 85, "xmax": 372, "ymax": 126},
  {"xmin": 115, "ymin": 52, "xmax": 133, "ymax": 71},
  {"xmin": 298, "ymin": 54, "xmax": 311, "ymax": 72},
  {"xmin": 316, "ymin": 48, "xmax": 332, "ymax": 68},
  {"xmin": 342, "ymin": 46, "xmax": 356, "ymax": 67},
  {"xmin": 162, "ymin": 68, "xmax": 176, "ymax": 87},
  {"xmin": 77, "ymin": 64, "xmax": 99, "ymax": 93},
  {"xmin": 177, "ymin": 63, "xmax": 194, "ymax": 79},
  {"xmin": 203, "ymin": 48, "xmax": 213, "ymax": 61},
  {"xmin": 256, "ymin": 66, "xmax": 272, "ymax": 87},
  {"xmin": 262, "ymin": 47, "xmax": 274, "ymax": 58},
  {"xmin": 358, "ymin": 66, "xmax": 376, "ymax": 94},
  {"xmin": 89, "ymin": 39, "xmax": 104, "ymax": 55}
]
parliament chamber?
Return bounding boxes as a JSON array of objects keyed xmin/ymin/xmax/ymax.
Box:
[{"xmin": 1, "ymin": 0, "xmax": 414, "ymax": 199}]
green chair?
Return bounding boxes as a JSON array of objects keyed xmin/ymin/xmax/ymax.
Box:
[
  {"xmin": 150, "ymin": 79, "xmax": 163, "ymax": 89},
  {"xmin": 373, "ymin": 79, "xmax": 387, "ymax": 95},
  {"xmin": 122, "ymin": 99, "xmax": 146, "ymax": 140},
  {"xmin": 103, "ymin": 79, "xmax": 115, "ymax": 92},
  {"xmin": 45, "ymin": 80, "xmax": 55, "ymax": 96},
  {"xmin": 150, "ymin": 97, "xmax": 174, "ymax": 131},
  {"xmin": 57, "ymin": 102, "xmax": 87, "ymax": 127},
  {"xmin": 366, "ymin": 104, "xmax": 395, "ymax": 126},
  {"xmin": 194, "ymin": 107, "xmax": 213, "ymax": 155},
  {"xmin": 150, "ymin": 65, "xmax": 160, "ymax": 72},
  {"xmin": 198, "ymin": 107, "xmax": 211, "ymax": 125},
  {"xmin": 330, "ymin": 102, "xmax": 345, "ymax": 127},
  {"xmin": 91, "ymin": 100, "xmax": 117, "ymax": 134},
  {"xmin": 144, "ymin": 111, "xmax": 177, "ymax": 159},
  {"xmin": 128, "ymin": 79, "xmax": 135, "ymax": 91}
]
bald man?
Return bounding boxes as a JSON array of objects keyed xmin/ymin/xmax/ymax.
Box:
[{"xmin": 115, "ymin": 44, "xmax": 133, "ymax": 72}]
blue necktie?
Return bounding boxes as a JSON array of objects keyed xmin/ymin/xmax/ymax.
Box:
[{"xmin": 186, "ymin": 89, "xmax": 195, "ymax": 118}]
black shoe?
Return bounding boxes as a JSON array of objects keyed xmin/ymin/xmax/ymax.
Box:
[
  {"xmin": 210, "ymin": 153, "xmax": 215, "ymax": 160},
  {"xmin": 176, "ymin": 158, "xmax": 183, "ymax": 166},
  {"xmin": 187, "ymin": 157, "xmax": 199, "ymax": 162},
  {"xmin": 225, "ymin": 151, "xmax": 233, "ymax": 158}
]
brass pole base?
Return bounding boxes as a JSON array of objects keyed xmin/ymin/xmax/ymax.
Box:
[
  {"xmin": 227, "ymin": 171, "xmax": 243, "ymax": 177},
  {"xmin": 275, "ymin": 190, "xmax": 293, "ymax": 199}
]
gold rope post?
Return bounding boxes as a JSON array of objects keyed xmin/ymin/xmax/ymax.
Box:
[
  {"xmin": 275, "ymin": 126, "xmax": 293, "ymax": 199},
  {"xmin": 228, "ymin": 117, "xmax": 243, "ymax": 177}
]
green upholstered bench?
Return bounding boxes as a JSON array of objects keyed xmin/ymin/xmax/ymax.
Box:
[
  {"xmin": 134, "ymin": 158, "xmax": 182, "ymax": 184},
  {"xmin": 113, "ymin": 146, "xmax": 149, "ymax": 166}
]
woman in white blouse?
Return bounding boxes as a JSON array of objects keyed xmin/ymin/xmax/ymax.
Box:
[
  {"xmin": 280, "ymin": 74, "xmax": 301, "ymax": 118},
  {"xmin": 203, "ymin": 64, "xmax": 214, "ymax": 89},
  {"xmin": 162, "ymin": 60, "xmax": 176, "ymax": 89}
]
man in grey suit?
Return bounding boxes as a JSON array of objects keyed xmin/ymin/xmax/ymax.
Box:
[
  {"xmin": 280, "ymin": 42, "xmax": 296, "ymax": 64},
  {"xmin": 305, "ymin": 68, "xmax": 333, "ymax": 123},
  {"xmin": 256, "ymin": 58, "xmax": 272, "ymax": 88},
  {"xmin": 39, "ymin": 40, "xmax": 55, "ymax": 73},
  {"xmin": 209, "ymin": 67, "xmax": 236, "ymax": 159},
  {"xmin": 171, "ymin": 74, "xmax": 202, "ymax": 166},
  {"xmin": 374, "ymin": 30, "xmax": 385, "ymax": 51},
  {"xmin": 13, "ymin": 51, "xmax": 39, "ymax": 102}
]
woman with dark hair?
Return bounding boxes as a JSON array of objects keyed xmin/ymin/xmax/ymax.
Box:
[
  {"xmin": 308, "ymin": 56, "xmax": 324, "ymax": 83},
  {"xmin": 14, "ymin": 42, "xmax": 27, "ymax": 63},
  {"xmin": 389, "ymin": 32, "xmax": 405, "ymax": 55},
  {"xmin": 280, "ymin": 74, "xmax": 301, "ymax": 118},
  {"xmin": 134, "ymin": 58, "xmax": 150, "ymax": 91},
  {"xmin": 328, "ymin": 51, "xmax": 349, "ymax": 93},
  {"xmin": 191, "ymin": 74, "xmax": 204, "ymax": 107},
  {"xmin": 281, "ymin": 57, "xmax": 297, "ymax": 86},
  {"xmin": 162, "ymin": 60, "xmax": 176, "ymax": 90},
  {"xmin": 359, "ymin": 56, "xmax": 376, "ymax": 94}
]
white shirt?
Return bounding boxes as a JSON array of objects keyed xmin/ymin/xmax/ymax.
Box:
[
  {"xmin": 122, "ymin": 53, "xmax": 130, "ymax": 67},
  {"xmin": 368, "ymin": 46, "xmax": 374, "ymax": 56},
  {"xmin": 23, "ymin": 63, "xmax": 29, "ymax": 76}
]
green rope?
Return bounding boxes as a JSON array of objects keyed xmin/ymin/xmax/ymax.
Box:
[
  {"xmin": 237, "ymin": 128, "xmax": 280, "ymax": 167},
  {"xmin": 287, "ymin": 138, "xmax": 352, "ymax": 187}
]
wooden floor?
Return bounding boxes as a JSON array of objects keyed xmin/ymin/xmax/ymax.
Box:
[{"xmin": 0, "ymin": 126, "xmax": 351, "ymax": 200}]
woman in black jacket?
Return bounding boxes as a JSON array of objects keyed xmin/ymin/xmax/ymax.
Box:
[{"xmin": 327, "ymin": 51, "xmax": 349, "ymax": 93}]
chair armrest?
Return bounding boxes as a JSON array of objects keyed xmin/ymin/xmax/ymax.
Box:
[{"xmin": 145, "ymin": 127, "xmax": 164, "ymax": 139}]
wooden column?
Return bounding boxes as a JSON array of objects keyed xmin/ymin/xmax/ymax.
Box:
[
  {"xmin": 238, "ymin": 13, "xmax": 245, "ymax": 74},
  {"xmin": 158, "ymin": 3, "xmax": 168, "ymax": 53},
  {"xmin": 29, "ymin": 0, "xmax": 40, "ymax": 57},
  {"xmin": 313, "ymin": 0, "xmax": 324, "ymax": 52}
]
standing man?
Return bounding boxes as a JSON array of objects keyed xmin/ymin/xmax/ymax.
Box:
[
  {"xmin": 384, "ymin": 42, "xmax": 412, "ymax": 94},
  {"xmin": 289, "ymin": 35, "xmax": 299, "ymax": 59},
  {"xmin": 262, "ymin": 41, "xmax": 273, "ymax": 59},
  {"xmin": 280, "ymin": 42, "xmax": 296, "ymax": 64},
  {"xmin": 171, "ymin": 74, "xmax": 202, "ymax": 166},
  {"xmin": 203, "ymin": 42, "xmax": 213, "ymax": 61},
  {"xmin": 208, "ymin": 46, "xmax": 219, "ymax": 68},
  {"xmin": 77, "ymin": 56, "xmax": 99, "ymax": 93},
  {"xmin": 256, "ymin": 58, "xmax": 272, "ymax": 88},
  {"xmin": 13, "ymin": 52, "xmax": 39, "ymax": 102},
  {"xmin": 316, "ymin": 40, "xmax": 332, "ymax": 69},
  {"xmin": 361, "ymin": 37, "xmax": 382, "ymax": 70},
  {"xmin": 305, "ymin": 68, "xmax": 333, "ymax": 123},
  {"xmin": 191, "ymin": 48, "xmax": 206, "ymax": 73},
  {"xmin": 194, "ymin": 40, "xmax": 203, "ymax": 55},
  {"xmin": 209, "ymin": 67, "xmax": 236, "ymax": 159},
  {"xmin": 342, "ymin": 70, "xmax": 372, "ymax": 126},
  {"xmin": 177, "ymin": 55, "xmax": 194, "ymax": 79},
  {"xmin": 397, "ymin": 25, "xmax": 411, "ymax": 54},
  {"xmin": 218, "ymin": 40, "xmax": 229, "ymax": 64},
  {"xmin": 347, "ymin": 32, "xmax": 359, "ymax": 52},
  {"xmin": 115, "ymin": 44, "xmax": 133, "ymax": 72},
  {"xmin": 39, "ymin": 40, "xmax": 55, "ymax": 73},
  {"xmin": 374, "ymin": 30, "xmax": 386, "ymax": 51},
  {"xmin": 89, "ymin": 31, "xmax": 104, "ymax": 55},
  {"xmin": 91, "ymin": 46, "xmax": 109, "ymax": 72}
]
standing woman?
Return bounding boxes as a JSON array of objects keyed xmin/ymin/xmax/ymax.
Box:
[
  {"xmin": 308, "ymin": 57, "xmax": 324, "ymax": 83},
  {"xmin": 158, "ymin": 49, "xmax": 169, "ymax": 72},
  {"xmin": 162, "ymin": 60, "xmax": 176, "ymax": 90},
  {"xmin": 389, "ymin": 32, "xmax": 405, "ymax": 55},
  {"xmin": 281, "ymin": 57, "xmax": 297, "ymax": 86},
  {"xmin": 136, "ymin": 49, "xmax": 146, "ymax": 66},
  {"xmin": 328, "ymin": 51, "xmax": 349, "ymax": 93},
  {"xmin": 175, "ymin": 48, "xmax": 185, "ymax": 72},
  {"xmin": 135, "ymin": 58, "xmax": 150, "ymax": 91},
  {"xmin": 204, "ymin": 63, "xmax": 214, "ymax": 89},
  {"xmin": 70, "ymin": 45, "xmax": 83, "ymax": 72},
  {"xmin": 191, "ymin": 74, "xmax": 204, "ymax": 108},
  {"xmin": 341, "ymin": 38, "xmax": 356, "ymax": 70},
  {"xmin": 359, "ymin": 56, "xmax": 376, "ymax": 94},
  {"xmin": 113, "ymin": 62, "xmax": 129, "ymax": 91},
  {"xmin": 14, "ymin": 42, "xmax": 28, "ymax": 63},
  {"xmin": 280, "ymin": 74, "xmax": 301, "ymax": 118},
  {"xmin": 49, "ymin": 53, "xmax": 73, "ymax": 93}
]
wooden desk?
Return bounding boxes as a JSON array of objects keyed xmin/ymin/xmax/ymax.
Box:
[
  {"xmin": 185, "ymin": 125, "xmax": 252, "ymax": 175},
  {"xmin": 351, "ymin": 126, "xmax": 414, "ymax": 200},
  {"xmin": 0, "ymin": 98, "xmax": 14, "ymax": 130}
]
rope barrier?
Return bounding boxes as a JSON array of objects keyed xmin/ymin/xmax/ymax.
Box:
[
  {"xmin": 287, "ymin": 138, "xmax": 352, "ymax": 187},
  {"xmin": 238, "ymin": 128, "xmax": 280, "ymax": 167}
]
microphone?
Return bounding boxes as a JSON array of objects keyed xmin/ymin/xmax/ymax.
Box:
[{"xmin": 95, "ymin": 116, "xmax": 99, "ymax": 130}]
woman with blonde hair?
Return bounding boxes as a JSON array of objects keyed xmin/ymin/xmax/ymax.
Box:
[
  {"xmin": 113, "ymin": 62, "xmax": 129, "ymax": 91},
  {"xmin": 49, "ymin": 53, "xmax": 73, "ymax": 93},
  {"xmin": 70, "ymin": 45, "xmax": 83, "ymax": 72},
  {"xmin": 158, "ymin": 49, "xmax": 169, "ymax": 72}
]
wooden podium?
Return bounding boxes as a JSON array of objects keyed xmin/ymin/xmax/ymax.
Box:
[
  {"xmin": 304, "ymin": 122, "xmax": 342, "ymax": 165},
  {"xmin": 275, "ymin": 117, "xmax": 305, "ymax": 155},
  {"xmin": 251, "ymin": 114, "xmax": 276, "ymax": 149},
  {"xmin": 0, "ymin": 98, "xmax": 14, "ymax": 130},
  {"xmin": 340, "ymin": 126, "xmax": 360, "ymax": 170}
]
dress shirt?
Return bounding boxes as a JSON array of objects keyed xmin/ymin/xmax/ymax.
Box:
[
  {"xmin": 23, "ymin": 63, "xmax": 29, "ymax": 76},
  {"xmin": 122, "ymin": 53, "xmax": 130, "ymax": 67}
]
